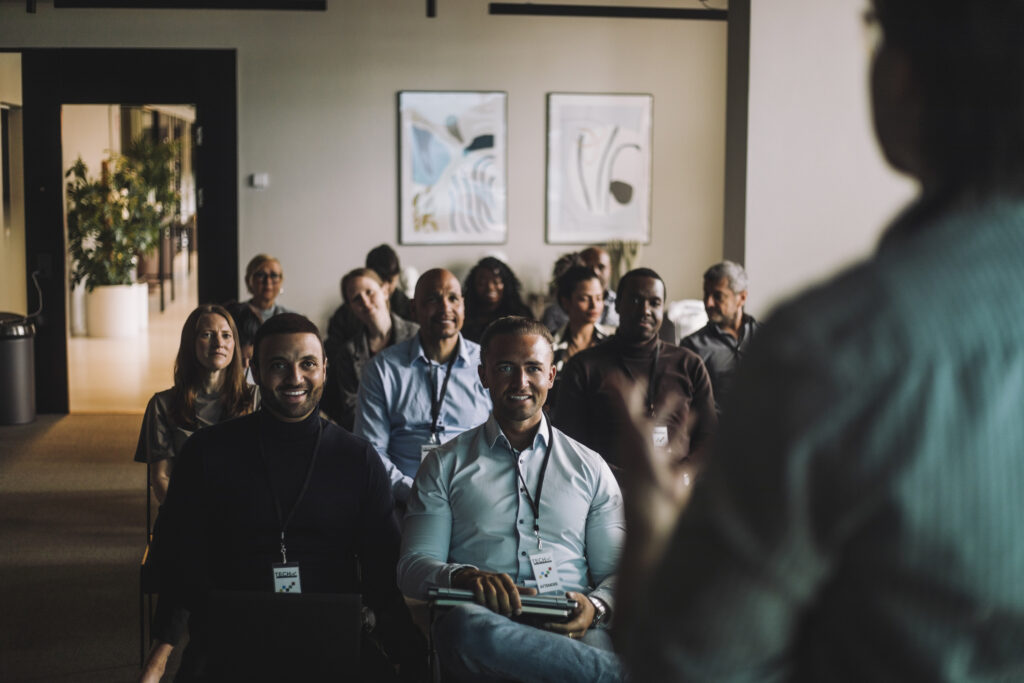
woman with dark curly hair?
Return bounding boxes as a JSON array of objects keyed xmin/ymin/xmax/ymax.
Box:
[{"xmin": 461, "ymin": 256, "xmax": 533, "ymax": 342}]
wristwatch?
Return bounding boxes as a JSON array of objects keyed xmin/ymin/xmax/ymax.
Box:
[{"xmin": 588, "ymin": 596, "xmax": 609, "ymax": 628}]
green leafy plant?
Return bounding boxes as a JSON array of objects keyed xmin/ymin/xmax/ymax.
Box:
[{"xmin": 66, "ymin": 137, "xmax": 180, "ymax": 292}]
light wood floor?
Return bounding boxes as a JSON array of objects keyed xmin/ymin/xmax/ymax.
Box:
[{"xmin": 68, "ymin": 253, "xmax": 198, "ymax": 414}]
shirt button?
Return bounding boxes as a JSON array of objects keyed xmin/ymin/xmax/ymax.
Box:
[
  {"xmin": 521, "ymin": 551, "xmax": 527, "ymax": 556},
  {"xmin": 519, "ymin": 519, "xmax": 524, "ymax": 524}
]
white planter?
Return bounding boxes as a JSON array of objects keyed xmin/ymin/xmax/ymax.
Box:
[
  {"xmin": 135, "ymin": 283, "xmax": 149, "ymax": 332},
  {"xmin": 86, "ymin": 284, "xmax": 141, "ymax": 338}
]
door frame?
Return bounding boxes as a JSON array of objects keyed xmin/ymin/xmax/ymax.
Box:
[{"xmin": 19, "ymin": 48, "xmax": 238, "ymax": 413}]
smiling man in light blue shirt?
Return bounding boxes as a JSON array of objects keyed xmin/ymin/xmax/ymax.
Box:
[
  {"xmin": 399, "ymin": 316, "xmax": 625, "ymax": 683},
  {"xmin": 355, "ymin": 268, "xmax": 492, "ymax": 503}
]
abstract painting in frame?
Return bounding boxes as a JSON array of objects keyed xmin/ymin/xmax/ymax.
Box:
[
  {"xmin": 398, "ymin": 91, "xmax": 508, "ymax": 245},
  {"xmin": 546, "ymin": 93, "xmax": 653, "ymax": 244}
]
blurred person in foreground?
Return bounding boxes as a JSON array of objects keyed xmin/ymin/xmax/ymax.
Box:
[{"xmin": 613, "ymin": 2, "xmax": 1024, "ymax": 680}]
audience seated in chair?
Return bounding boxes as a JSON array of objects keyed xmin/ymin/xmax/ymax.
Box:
[
  {"xmin": 322, "ymin": 268, "xmax": 419, "ymax": 430},
  {"xmin": 553, "ymin": 268, "xmax": 716, "ymax": 475},
  {"xmin": 461, "ymin": 256, "xmax": 533, "ymax": 343},
  {"xmin": 152, "ymin": 313, "xmax": 424, "ymax": 681},
  {"xmin": 398, "ymin": 317, "xmax": 626, "ymax": 683},
  {"xmin": 354, "ymin": 269, "xmax": 492, "ymax": 504},
  {"xmin": 135, "ymin": 304, "xmax": 255, "ymax": 683}
]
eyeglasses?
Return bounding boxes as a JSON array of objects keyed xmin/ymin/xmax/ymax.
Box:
[{"xmin": 253, "ymin": 272, "xmax": 282, "ymax": 282}]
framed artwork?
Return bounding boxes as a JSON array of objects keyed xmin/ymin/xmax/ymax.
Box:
[
  {"xmin": 398, "ymin": 91, "xmax": 508, "ymax": 245},
  {"xmin": 545, "ymin": 93, "xmax": 653, "ymax": 244}
]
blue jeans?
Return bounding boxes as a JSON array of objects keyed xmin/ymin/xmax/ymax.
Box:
[{"xmin": 433, "ymin": 603, "xmax": 627, "ymax": 683}]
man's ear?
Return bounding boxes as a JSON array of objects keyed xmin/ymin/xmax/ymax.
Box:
[
  {"xmin": 545, "ymin": 363, "xmax": 556, "ymax": 389},
  {"xmin": 737, "ymin": 290, "xmax": 748, "ymax": 309}
]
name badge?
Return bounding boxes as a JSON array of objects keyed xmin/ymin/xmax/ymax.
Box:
[
  {"xmin": 420, "ymin": 443, "xmax": 439, "ymax": 462},
  {"xmin": 652, "ymin": 425, "xmax": 669, "ymax": 448},
  {"xmin": 272, "ymin": 562, "xmax": 302, "ymax": 594},
  {"xmin": 529, "ymin": 550, "xmax": 562, "ymax": 594}
]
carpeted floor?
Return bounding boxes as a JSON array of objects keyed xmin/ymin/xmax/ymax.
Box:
[{"xmin": 0, "ymin": 413, "xmax": 174, "ymax": 683}]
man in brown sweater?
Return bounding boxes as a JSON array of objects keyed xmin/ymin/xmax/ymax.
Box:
[{"xmin": 553, "ymin": 268, "xmax": 716, "ymax": 472}]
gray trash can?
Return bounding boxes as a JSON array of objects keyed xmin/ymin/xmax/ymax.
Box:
[{"xmin": 0, "ymin": 313, "xmax": 35, "ymax": 425}]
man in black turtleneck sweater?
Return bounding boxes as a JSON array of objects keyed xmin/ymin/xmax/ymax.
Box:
[
  {"xmin": 553, "ymin": 268, "xmax": 717, "ymax": 474},
  {"xmin": 156, "ymin": 313, "xmax": 423, "ymax": 680}
]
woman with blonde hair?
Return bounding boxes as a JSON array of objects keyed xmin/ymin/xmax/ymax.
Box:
[{"xmin": 244, "ymin": 253, "xmax": 291, "ymax": 322}]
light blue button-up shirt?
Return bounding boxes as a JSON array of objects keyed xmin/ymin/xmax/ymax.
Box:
[
  {"xmin": 398, "ymin": 413, "xmax": 623, "ymax": 612},
  {"xmin": 354, "ymin": 333, "xmax": 492, "ymax": 502}
]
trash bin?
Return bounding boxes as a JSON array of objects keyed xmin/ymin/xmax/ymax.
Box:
[{"xmin": 0, "ymin": 313, "xmax": 35, "ymax": 425}]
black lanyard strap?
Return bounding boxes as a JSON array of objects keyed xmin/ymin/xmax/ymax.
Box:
[
  {"xmin": 429, "ymin": 339, "xmax": 459, "ymax": 435},
  {"xmin": 257, "ymin": 417, "xmax": 324, "ymax": 564},
  {"xmin": 514, "ymin": 419, "xmax": 555, "ymax": 549},
  {"xmin": 620, "ymin": 340, "xmax": 661, "ymax": 416}
]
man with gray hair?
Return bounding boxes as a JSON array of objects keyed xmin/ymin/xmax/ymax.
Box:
[{"xmin": 681, "ymin": 261, "xmax": 760, "ymax": 415}]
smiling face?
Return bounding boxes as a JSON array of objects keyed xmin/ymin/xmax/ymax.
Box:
[
  {"xmin": 413, "ymin": 269, "xmax": 465, "ymax": 345},
  {"xmin": 616, "ymin": 275, "xmax": 665, "ymax": 344},
  {"xmin": 345, "ymin": 275, "xmax": 390, "ymax": 330},
  {"xmin": 474, "ymin": 268, "xmax": 505, "ymax": 312},
  {"xmin": 479, "ymin": 333, "xmax": 556, "ymax": 431},
  {"xmin": 251, "ymin": 332, "xmax": 325, "ymax": 422},
  {"xmin": 194, "ymin": 313, "xmax": 236, "ymax": 374},
  {"xmin": 563, "ymin": 277, "xmax": 604, "ymax": 330},
  {"xmin": 247, "ymin": 259, "xmax": 283, "ymax": 310}
]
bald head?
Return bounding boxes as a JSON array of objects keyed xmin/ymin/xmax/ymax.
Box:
[
  {"xmin": 413, "ymin": 268, "xmax": 465, "ymax": 344},
  {"xmin": 581, "ymin": 246, "xmax": 612, "ymax": 289}
]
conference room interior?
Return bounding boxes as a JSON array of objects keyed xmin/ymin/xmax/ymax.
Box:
[{"xmin": 0, "ymin": 1, "xmax": 919, "ymax": 681}]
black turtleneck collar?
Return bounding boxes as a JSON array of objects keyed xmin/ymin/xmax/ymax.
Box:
[
  {"xmin": 257, "ymin": 407, "xmax": 321, "ymax": 442},
  {"xmin": 613, "ymin": 333, "xmax": 660, "ymax": 359}
]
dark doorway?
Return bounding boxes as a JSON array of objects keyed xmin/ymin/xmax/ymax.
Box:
[{"xmin": 20, "ymin": 49, "xmax": 238, "ymax": 413}]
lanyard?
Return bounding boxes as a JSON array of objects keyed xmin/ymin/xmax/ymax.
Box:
[
  {"xmin": 514, "ymin": 419, "xmax": 555, "ymax": 550},
  {"xmin": 257, "ymin": 417, "xmax": 324, "ymax": 564},
  {"xmin": 620, "ymin": 340, "xmax": 661, "ymax": 416},
  {"xmin": 428, "ymin": 339, "xmax": 459, "ymax": 438}
]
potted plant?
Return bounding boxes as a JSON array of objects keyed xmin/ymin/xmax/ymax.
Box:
[{"xmin": 65, "ymin": 137, "xmax": 179, "ymax": 337}]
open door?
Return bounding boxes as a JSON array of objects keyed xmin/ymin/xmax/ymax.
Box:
[{"xmin": 20, "ymin": 49, "xmax": 238, "ymax": 413}]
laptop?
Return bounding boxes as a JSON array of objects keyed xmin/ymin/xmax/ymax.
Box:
[{"xmin": 428, "ymin": 587, "xmax": 577, "ymax": 624}]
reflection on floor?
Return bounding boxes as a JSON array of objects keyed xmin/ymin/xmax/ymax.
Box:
[{"xmin": 69, "ymin": 253, "xmax": 198, "ymax": 413}]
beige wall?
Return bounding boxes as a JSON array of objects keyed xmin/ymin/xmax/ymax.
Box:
[
  {"xmin": 741, "ymin": 0, "xmax": 918, "ymax": 317},
  {"xmin": 0, "ymin": 1, "xmax": 728, "ymax": 330},
  {"xmin": 0, "ymin": 52, "xmax": 26, "ymax": 315}
]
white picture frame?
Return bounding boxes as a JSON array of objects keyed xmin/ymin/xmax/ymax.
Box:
[
  {"xmin": 398, "ymin": 91, "xmax": 508, "ymax": 245},
  {"xmin": 546, "ymin": 93, "xmax": 653, "ymax": 244}
]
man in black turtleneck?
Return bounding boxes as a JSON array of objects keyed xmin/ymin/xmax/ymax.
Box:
[
  {"xmin": 553, "ymin": 268, "xmax": 717, "ymax": 475},
  {"xmin": 155, "ymin": 313, "xmax": 423, "ymax": 680}
]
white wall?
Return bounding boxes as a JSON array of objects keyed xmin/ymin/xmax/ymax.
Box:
[
  {"xmin": 0, "ymin": 1, "xmax": 728, "ymax": 331},
  {"xmin": 742, "ymin": 0, "xmax": 918, "ymax": 317}
]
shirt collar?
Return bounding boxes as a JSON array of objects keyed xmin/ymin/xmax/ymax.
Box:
[
  {"xmin": 409, "ymin": 332, "xmax": 470, "ymax": 367},
  {"xmin": 484, "ymin": 412, "xmax": 551, "ymax": 454}
]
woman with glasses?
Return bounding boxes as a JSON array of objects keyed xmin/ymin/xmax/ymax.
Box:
[{"xmin": 244, "ymin": 253, "xmax": 291, "ymax": 322}]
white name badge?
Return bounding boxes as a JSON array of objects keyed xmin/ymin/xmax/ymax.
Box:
[
  {"xmin": 272, "ymin": 562, "xmax": 302, "ymax": 594},
  {"xmin": 529, "ymin": 550, "xmax": 563, "ymax": 594},
  {"xmin": 420, "ymin": 444, "xmax": 439, "ymax": 462},
  {"xmin": 652, "ymin": 425, "xmax": 669, "ymax": 448}
]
